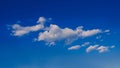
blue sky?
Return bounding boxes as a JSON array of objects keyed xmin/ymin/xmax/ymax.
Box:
[{"xmin": 0, "ymin": 0, "xmax": 120, "ymax": 68}]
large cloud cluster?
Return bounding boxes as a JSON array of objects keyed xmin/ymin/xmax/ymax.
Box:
[
  {"xmin": 37, "ymin": 24, "xmax": 101, "ymax": 45},
  {"xmin": 10, "ymin": 17, "xmax": 115, "ymax": 53}
]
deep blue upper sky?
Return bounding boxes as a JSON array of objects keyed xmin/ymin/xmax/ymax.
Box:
[{"xmin": 0, "ymin": 0, "xmax": 120, "ymax": 68}]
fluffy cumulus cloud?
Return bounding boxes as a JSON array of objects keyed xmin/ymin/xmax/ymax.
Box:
[
  {"xmin": 37, "ymin": 24, "xmax": 78, "ymax": 44},
  {"xmin": 11, "ymin": 17, "xmax": 46, "ymax": 36},
  {"xmin": 37, "ymin": 24, "xmax": 102, "ymax": 45},
  {"xmin": 68, "ymin": 45, "xmax": 81, "ymax": 50}
]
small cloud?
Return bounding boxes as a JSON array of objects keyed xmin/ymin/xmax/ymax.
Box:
[
  {"xmin": 68, "ymin": 45, "xmax": 81, "ymax": 50},
  {"xmin": 104, "ymin": 30, "xmax": 110, "ymax": 33},
  {"xmin": 97, "ymin": 46, "xmax": 109, "ymax": 53},
  {"xmin": 81, "ymin": 42, "xmax": 90, "ymax": 47},
  {"xmin": 86, "ymin": 44, "xmax": 115, "ymax": 53},
  {"xmin": 37, "ymin": 17, "xmax": 46, "ymax": 24},
  {"xmin": 86, "ymin": 45, "xmax": 99, "ymax": 53},
  {"xmin": 11, "ymin": 24, "xmax": 44, "ymax": 36},
  {"xmin": 110, "ymin": 45, "xmax": 115, "ymax": 48},
  {"xmin": 80, "ymin": 29, "xmax": 102, "ymax": 38},
  {"xmin": 10, "ymin": 17, "xmax": 46, "ymax": 36},
  {"xmin": 49, "ymin": 42, "xmax": 55, "ymax": 46}
]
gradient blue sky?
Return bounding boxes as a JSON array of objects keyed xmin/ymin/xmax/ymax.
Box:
[{"xmin": 0, "ymin": 0, "xmax": 120, "ymax": 68}]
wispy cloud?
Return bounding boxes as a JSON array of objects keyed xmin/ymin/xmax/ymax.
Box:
[
  {"xmin": 86, "ymin": 45, "xmax": 99, "ymax": 53},
  {"xmin": 97, "ymin": 46, "xmax": 109, "ymax": 53},
  {"xmin": 11, "ymin": 24, "xmax": 44, "ymax": 36},
  {"xmin": 81, "ymin": 42, "xmax": 90, "ymax": 47},
  {"xmin": 11, "ymin": 17, "xmax": 46, "ymax": 36},
  {"xmin": 104, "ymin": 29, "xmax": 110, "ymax": 33},
  {"xmin": 86, "ymin": 45, "xmax": 115, "ymax": 53},
  {"xmin": 80, "ymin": 29, "xmax": 102, "ymax": 38},
  {"xmin": 68, "ymin": 45, "xmax": 81, "ymax": 50}
]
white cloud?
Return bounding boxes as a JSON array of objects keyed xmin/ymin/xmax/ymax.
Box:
[
  {"xmin": 12, "ymin": 24, "xmax": 44, "ymax": 36},
  {"xmin": 10, "ymin": 16, "xmax": 112, "ymax": 50},
  {"xmin": 81, "ymin": 42, "xmax": 90, "ymax": 47},
  {"xmin": 86, "ymin": 45, "xmax": 115, "ymax": 53},
  {"xmin": 68, "ymin": 45, "xmax": 81, "ymax": 50},
  {"xmin": 37, "ymin": 17, "xmax": 46, "ymax": 24},
  {"xmin": 9, "ymin": 16, "xmax": 115, "ymax": 53},
  {"xmin": 97, "ymin": 46, "xmax": 109, "ymax": 53},
  {"xmin": 86, "ymin": 45, "xmax": 99, "ymax": 53},
  {"xmin": 46, "ymin": 42, "xmax": 55, "ymax": 46},
  {"xmin": 37, "ymin": 24, "xmax": 78, "ymax": 44},
  {"xmin": 76, "ymin": 26, "xmax": 102, "ymax": 38},
  {"xmin": 11, "ymin": 17, "xmax": 46, "ymax": 36},
  {"xmin": 37, "ymin": 24, "xmax": 102, "ymax": 45},
  {"xmin": 80, "ymin": 29, "xmax": 102, "ymax": 38}
]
